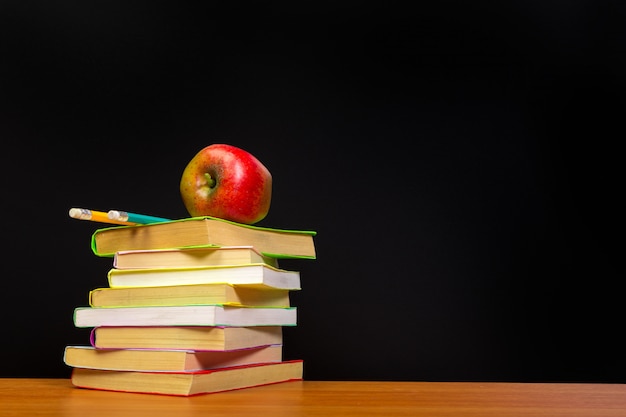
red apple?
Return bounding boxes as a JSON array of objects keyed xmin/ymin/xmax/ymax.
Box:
[{"xmin": 179, "ymin": 144, "xmax": 272, "ymax": 224}]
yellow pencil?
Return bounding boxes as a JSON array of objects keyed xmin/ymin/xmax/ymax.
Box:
[{"xmin": 69, "ymin": 208, "xmax": 138, "ymax": 226}]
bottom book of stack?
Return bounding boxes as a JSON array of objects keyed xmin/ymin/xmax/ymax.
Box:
[
  {"xmin": 64, "ymin": 341, "xmax": 303, "ymax": 396},
  {"xmin": 65, "ymin": 344, "xmax": 303, "ymax": 396}
]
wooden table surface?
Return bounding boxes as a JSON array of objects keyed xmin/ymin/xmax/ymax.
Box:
[{"xmin": 1, "ymin": 378, "xmax": 626, "ymax": 416}]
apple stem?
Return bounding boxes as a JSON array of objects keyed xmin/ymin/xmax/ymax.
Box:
[{"xmin": 204, "ymin": 173, "xmax": 216, "ymax": 188}]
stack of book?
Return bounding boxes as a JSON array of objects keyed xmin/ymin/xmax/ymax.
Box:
[{"xmin": 64, "ymin": 216, "xmax": 316, "ymax": 396}]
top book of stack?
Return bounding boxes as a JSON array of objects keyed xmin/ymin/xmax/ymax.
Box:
[{"xmin": 91, "ymin": 216, "xmax": 317, "ymax": 259}]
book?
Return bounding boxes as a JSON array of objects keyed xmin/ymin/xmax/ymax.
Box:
[
  {"xmin": 70, "ymin": 360, "xmax": 304, "ymax": 396},
  {"xmin": 89, "ymin": 326, "xmax": 283, "ymax": 350},
  {"xmin": 91, "ymin": 216, "xmax": 316, "ymax": 259},
  {"xmin": 89, "ymin": 283, "xmax": 291, "ymax": 308},
  {"xmin": 73, "ymin": 305, "xmax": 297, "ymax": 328},
  {"xmin": 64, "ymin": 345, "xmax": 283, "ymax": 372},
  {"xmin": 106, "ymin": 263, "xmax": 301, "ymax": 290},
  {"xmin": 113, "ymin": 245, "xmax": 280, "ymax": 269}
]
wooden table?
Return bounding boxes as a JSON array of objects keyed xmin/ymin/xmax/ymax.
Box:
[{"xmin": 1, "ymin": 378, "xmax": 626, "ymax": 416}]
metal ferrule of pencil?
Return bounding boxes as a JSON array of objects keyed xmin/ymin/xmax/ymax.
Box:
[{"xmin": 107, "ymin": 210, "xmax": 170, "ymax": 225}]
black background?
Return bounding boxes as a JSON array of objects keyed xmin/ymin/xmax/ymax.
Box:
[{"xmin": 0, "ymin": 2, "xmax": 623, "ymax": 381}]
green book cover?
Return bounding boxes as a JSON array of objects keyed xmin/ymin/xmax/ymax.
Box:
[{"xmin": 91, "ymin": 216, "xmax": 317, "ymax": 259}]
